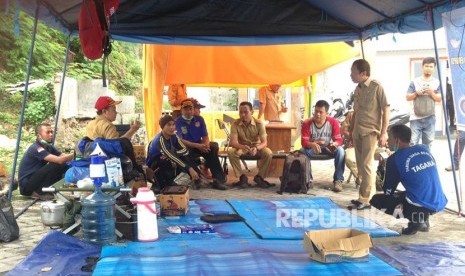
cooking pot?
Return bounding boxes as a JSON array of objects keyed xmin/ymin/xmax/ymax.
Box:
[{"xmin": 41, "ymin": 200, "xmax": 65, "ymax": 227}]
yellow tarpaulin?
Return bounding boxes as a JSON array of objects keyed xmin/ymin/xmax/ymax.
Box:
[{"xmin": 143, "ymin": 43, "xmax": 359, "ymax": 139}]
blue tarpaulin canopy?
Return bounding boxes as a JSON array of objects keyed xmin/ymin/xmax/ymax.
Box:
[
  {"xmin": 6, "ymin": 0, "xmax": 465, "ymax": 45},
  {"xmin": 4, "ymin": 0, "xmax": 465, "ymax": 215}
]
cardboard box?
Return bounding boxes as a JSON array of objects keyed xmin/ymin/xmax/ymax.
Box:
[
  {"xmin": 159, "ymin": 185, "xmax": 190, "ymax": 216},
  {"xmin": 303, "ymin": 229, "xmax": 373, "ymax": 263},
  {"xmin": 104, "ymin": 157, "xmax": 124, "ymax": 187},
  {"xmin": 133, "ymin": 145, "xmax": 146, "ymax": 166}
]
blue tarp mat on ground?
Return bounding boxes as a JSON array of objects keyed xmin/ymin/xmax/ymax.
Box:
[
  {"xmin": 6, "ymin": 231, "xmax": 101, "ymax": 276},
  {"xmin": 227, "ymin": 197, "xmax": 399, "ymax": 239},
  {"xmin": 94, "ymin": 239, "xmax": 401, "ymax": 275},
  {"xmin": 372, "ymin": 242, "xmax": 465, "ymax": 275},
  {"xmin": 158, "ymin": 199, "xmax": 257, "ymax": 240}
]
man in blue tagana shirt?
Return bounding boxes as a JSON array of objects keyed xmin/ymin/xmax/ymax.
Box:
[{"xmin": 370, "ymin": 124, "xmax": 447, "ymax": 235}]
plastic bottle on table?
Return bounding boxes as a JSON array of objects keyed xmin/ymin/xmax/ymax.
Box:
[
  {"xmin": 130, "ymin": 187, "xmax": 158, "ymax": 241},
  {"xmin": 81, "ymin": 155, "xmax": 116, "ymax": 245}
]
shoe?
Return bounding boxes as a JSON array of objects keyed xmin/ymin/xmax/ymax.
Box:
[
  {"xmin": 401, "ymin": 222, "xmax": 422, "ymax": 235},
  {"xmin": 332, "ymin": 180, "xmax": 343, "ymax": 192},
  {"xmin": 348, "ymin": 200, "xmax": 371, "ymax": 210},
  {"xmin": 31, "ymin": 191, "xmax": 55, "ymax": 201},
  {"xmin": 350, "ymin": 199, "xmax": 362, "ymax": 205},
  {"xmin": 233, "ymin": 174, "xmax": 249, "ymax": 189},
  {"xmin": 253, "ymin": 175, "xmax": 270, "ymax": 188},
  {"xmin": 211, "ymin": 180, "xmax": 228, "ymax": 190},
  {"xmin": 445, "ymin": 165, "xmax": 459, "ymax": 172},
  {"xmin": 418, "ymin": 221, "xmax": 430, "ymax": 232}
]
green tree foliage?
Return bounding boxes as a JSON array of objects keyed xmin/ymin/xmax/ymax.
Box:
[
  {"xmin": 24, "ymin": 83, "xmax": 56, "ymax": 126},
  {"xmin": 0, "ymin": 9, "xmax": 142, "ymax": 96}
]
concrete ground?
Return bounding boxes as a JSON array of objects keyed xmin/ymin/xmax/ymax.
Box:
[{"xmin": 1, "ymin": 137, "xmax": 464, "ymax": 274}]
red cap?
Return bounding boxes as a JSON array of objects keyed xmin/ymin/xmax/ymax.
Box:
[{"xmin": 94, "ymin": 96, "xmax": 122, "ymax": 111}]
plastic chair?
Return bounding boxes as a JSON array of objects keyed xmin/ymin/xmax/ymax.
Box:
[{"xmin": 216, "ymin": 118, "xmax": 250, "ymax": 174}]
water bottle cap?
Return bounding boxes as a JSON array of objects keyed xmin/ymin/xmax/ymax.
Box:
[{"xmin": 91, "ymin": 155, "xmax": 106, "ymax": 164}]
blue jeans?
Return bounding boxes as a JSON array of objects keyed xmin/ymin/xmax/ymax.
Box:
[
  {"xmin": 410, "ymin": 115, "xmax": 436, "ymax": 149},
  {"xmin": 300, "ymin": 146, "xmax": 345, "ymax": 182},
  {"xmin": 453, "ymin": 130, "xmax": 465, "ymax": 167}
]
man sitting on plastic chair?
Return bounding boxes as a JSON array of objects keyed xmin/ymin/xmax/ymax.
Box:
[
  {"xmin": 217, "ymin": 117, "xmax": 252, "ymax": 175},
  {"xmin": 175, "ymin": 99, "xmax": 228, "ymax": 190}
]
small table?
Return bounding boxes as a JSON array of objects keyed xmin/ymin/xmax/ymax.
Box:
[{"xmin": 265, "ymin": 123, "xmax": 296, "ymax": 177}]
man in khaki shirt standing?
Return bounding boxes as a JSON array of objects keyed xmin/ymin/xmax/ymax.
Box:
[
  {"xmin": 257, "ymin": 84, "xmax": 287, "ymax": 121},
  {"xmin": 228, "ymin": 101, "xmax": 273, "ymax": 188},
  {"xmin": 349, "ymin": 59, "xmax": 390, "ymax": 210}
]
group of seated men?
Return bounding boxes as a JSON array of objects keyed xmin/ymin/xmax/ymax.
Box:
[
  {"xmin": 18, "ymin": 95, "xmax": 447, "ymax": 235},
  {"xmin": 18, "ymin": 96, "xmax": 144, "ymax": 200},
  {"xmin": 146, "ymin": 99, "xmax": 343, "ymax": 192}
]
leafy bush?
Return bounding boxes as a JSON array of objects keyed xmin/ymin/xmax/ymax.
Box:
[{"xmin": 24, "ymin": 83, "xmax": 55, "ymax": 126}]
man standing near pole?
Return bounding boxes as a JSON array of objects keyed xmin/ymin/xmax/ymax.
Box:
[{"xmin": 349, "ymin": 59, "xmax": 390, "ymax": 210}]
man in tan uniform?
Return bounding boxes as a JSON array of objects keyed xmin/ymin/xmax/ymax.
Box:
[
  {"xmin": 228, "ymin": 101, "xmax": 273, "ymax": 188},
  {"xmin": 349, "ymin": 59, "xmax": 390, "ymax": 210},
  {"xmin": 257, "ymin": 84, "xmax": 287, "ymax": 121},
  {"xmin": 168, "ymin": 84, "xmax": 187, "ymax": 119}
]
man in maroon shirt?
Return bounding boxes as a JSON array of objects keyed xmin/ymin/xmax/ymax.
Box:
[{"xmin": 300, "ymin": 100, "xmax": 345, "ymax": 192}]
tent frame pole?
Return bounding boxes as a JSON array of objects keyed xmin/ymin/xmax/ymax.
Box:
[
  {"xmin": 52, "ymin": 33, "xmax": 71, "ymax": 145},
  {"xmin": 8, "ymin": 1, "xmax": 41, "ymax": 200},
  {"xmin": 430, "ymin": 10, "xmax": 462, "ymax": 214},
  {"xmin": 359, "ymin": 36, "xmax": 365, "ymax": 59}
]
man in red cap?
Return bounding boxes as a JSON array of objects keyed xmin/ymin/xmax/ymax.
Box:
[{"xmin": 85, "ymin": 96, "xmax": 144, "ymax": 178}]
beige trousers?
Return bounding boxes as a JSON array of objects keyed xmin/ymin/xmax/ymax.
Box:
[
  {"xmin": 353, "ymin": 132, "xmax": 378, "ymax": 204},
  {"xmin": 228, "ymin": 147, "xmax": 273, "ymax": 178}
]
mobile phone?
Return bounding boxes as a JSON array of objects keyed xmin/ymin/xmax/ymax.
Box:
[
  {"xmin": 326, "ymin": 144, "xmax": 337, "ymax": 153},
  {"xmin": 379, "ymin": 152, "xmax": 389, "ymax": 159}
]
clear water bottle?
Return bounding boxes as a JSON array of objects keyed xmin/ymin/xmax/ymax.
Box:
[{"xmin": 81, "ymin": 155, "xmax": 116, "ymax": 245}]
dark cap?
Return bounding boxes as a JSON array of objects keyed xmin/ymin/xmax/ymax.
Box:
[
  {"xmin": 181, "ymin": 99, "xmax": 194, "ymax": 109},
  {"xmin": 184, "ymin": 98, "xmax": 205, "ymax": 109}
]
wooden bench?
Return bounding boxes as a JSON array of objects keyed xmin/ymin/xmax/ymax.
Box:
[{"xmin": 218, "ymin": 151, "xmax": 332, "ymax": 175}]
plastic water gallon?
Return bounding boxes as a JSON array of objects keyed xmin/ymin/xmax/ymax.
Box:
[
  {"xmin": 81, "ymin": 155, "xmax": 116, "ymax": 245},
  {"xmin": 130, "ymin": 187, "xmax": 158, "ymax": 241}
]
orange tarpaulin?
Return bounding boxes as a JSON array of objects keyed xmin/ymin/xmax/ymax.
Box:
[{"xmin": 143, "ymin": 43, "xmax": 359, "ymax": 138}]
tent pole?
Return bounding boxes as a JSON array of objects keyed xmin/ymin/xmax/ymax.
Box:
[
  {"xmin": 52, "ymin": 33, "xmax": 71, "ymax": 145},
  {"xmin": 359, "ymin": 36, "xmax": 365, "ymax": 59},
  {"xmin": 431, "ymin": 11, "xmax": 462, "ymax": 214},
  {"xmin": 8, "ymin": 1, "xmax": 40, "ymax": 200}
]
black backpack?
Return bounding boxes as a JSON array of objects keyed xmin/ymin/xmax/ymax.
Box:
[{"xmin": 278, "ymin": 151, "xmax": 312, "ymax": 194}]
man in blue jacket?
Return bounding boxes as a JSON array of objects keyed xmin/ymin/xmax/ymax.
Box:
[
  {"xmin": 146, "ymin": 115, "xmax": 200, "ymax": 192},
  {"xmin": 175, "ymin": 99, "xmax": 228, "ymax": 190},
  {"xmin": 370, "ymin": 124, "xmax": 447, "ymax": 235}
]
